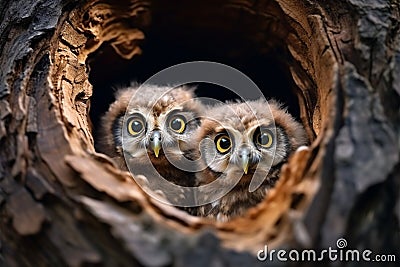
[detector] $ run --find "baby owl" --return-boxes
[98,83,203,188]
[195,100,308,221]
[99,84,307,219]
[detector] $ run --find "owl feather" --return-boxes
[195,99,308,221]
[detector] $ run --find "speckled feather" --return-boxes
[98,84,204,189]
[195,99,308,221]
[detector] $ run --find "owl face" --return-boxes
[121,103,200,163]
[100,84,203,169]
[200,121,282,180]
[195,99,308,220]
[196,100,308,185]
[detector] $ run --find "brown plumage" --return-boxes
[98,83,203,188]
[194,99,308,221]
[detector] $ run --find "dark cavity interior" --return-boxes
[87,4,301,148]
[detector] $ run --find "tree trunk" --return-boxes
[0,0,399,266]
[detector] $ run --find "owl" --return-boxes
[195,99,308,221]
[98,83,203,189]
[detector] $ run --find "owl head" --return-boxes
[99,84,203,169]
[195,99,308,187]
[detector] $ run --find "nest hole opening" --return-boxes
[89,36,307,149]
[81,1,322,224]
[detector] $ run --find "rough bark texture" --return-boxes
[0,0,399,266]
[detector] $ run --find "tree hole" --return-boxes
[78,0,324,224]
[45,0,339,231]
[88,13,308,151]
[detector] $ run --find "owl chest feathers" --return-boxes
[137,153,197,187]
[197,163,282,219]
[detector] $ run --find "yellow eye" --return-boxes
[215,134,232,154]
[169,116,186,134]
[256,130,273,148]
[127,117,145,136]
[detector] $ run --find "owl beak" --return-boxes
[150,131,162,158]
[238,147,250,174]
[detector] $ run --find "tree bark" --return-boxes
[0,0,399,266]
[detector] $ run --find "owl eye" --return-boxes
[255,129,274,148]
[215,134,232,154]
[127,116,145,136]
[169,115,186,134]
